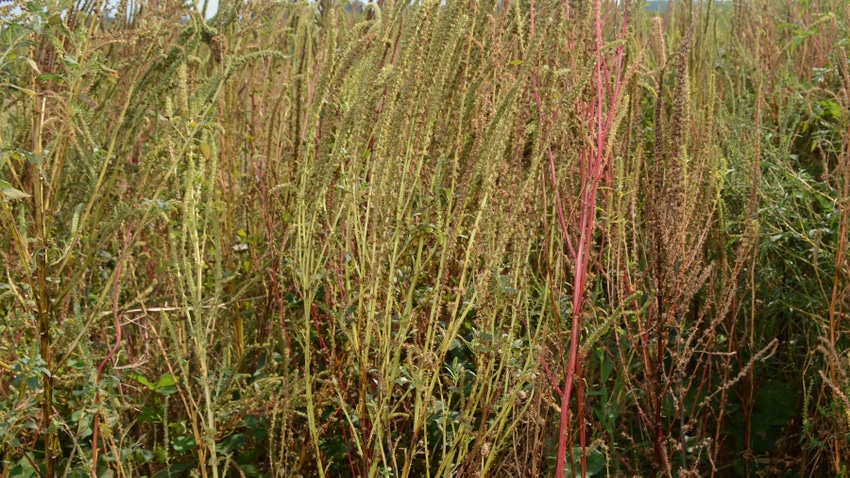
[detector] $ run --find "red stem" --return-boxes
[554,1,629,476]
[91,227,132,473]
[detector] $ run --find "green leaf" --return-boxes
[2,187,32,200]
[38,73,64,82]
[819,99,841,121]
[172,436,196,453]
[128,372,155,390]
[25,151,43,165]
[216,433,245,454]
[154,373,178,395]
[154,373,176,389]
[130,372,178,395]
[151,462,193,478]
[199,142,211,160]
[564,448,606,477]
[24,58,40,74]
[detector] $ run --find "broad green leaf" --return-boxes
[172,436,196,452]
[154,373,176,389]
[128,372,155,390]
[216,433,245,454]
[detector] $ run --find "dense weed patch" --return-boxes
[1,0,849,476]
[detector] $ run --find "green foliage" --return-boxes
[0,0,849,476]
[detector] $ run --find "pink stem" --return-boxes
[554,1,629,476]
[92,227,132,473]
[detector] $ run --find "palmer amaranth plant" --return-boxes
[0,0,849,476]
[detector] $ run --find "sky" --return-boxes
[198,0,219,18]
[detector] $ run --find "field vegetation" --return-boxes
[1,0,849,476]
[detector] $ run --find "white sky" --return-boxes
[198,0,219,18]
